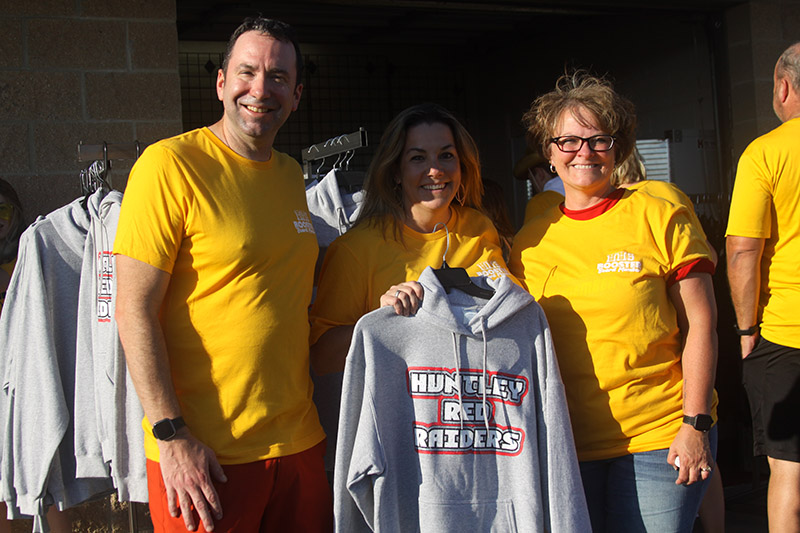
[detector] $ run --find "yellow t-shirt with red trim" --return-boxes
[524,190,563,224]
[310,206,514,344]
[726,117,800,349]
[114,127,324,464]
[510,189,716,461]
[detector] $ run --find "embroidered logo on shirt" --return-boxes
[597,251,642,274]
[407,367,528,455]
[96,251,113,323]
[474,260,509,280]
[293,210,315,234]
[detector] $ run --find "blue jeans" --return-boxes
[579,427,718,533]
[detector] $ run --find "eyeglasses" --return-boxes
[550,135,616,153]
[0,203,13,222]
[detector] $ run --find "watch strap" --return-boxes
[735,324,758,336]
[683,414,713,432]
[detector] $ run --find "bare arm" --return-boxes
[310,325,355,375]
[726,235,765,357]
[116,255,226,531]
[667,273,717,485]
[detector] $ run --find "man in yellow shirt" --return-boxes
[726,41,800,533]
[115,17,330,533]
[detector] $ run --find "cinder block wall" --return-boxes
[725,0,800,159]
[0,0,182,224]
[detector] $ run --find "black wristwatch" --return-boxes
[735,324,759,336]
[683,414,714,432]
[152,417,186,441]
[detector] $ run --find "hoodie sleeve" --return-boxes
[531,304,591,532]
[0,225,72,517]
[334,323,385,533]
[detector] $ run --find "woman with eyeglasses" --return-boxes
[0,179,24,311]
[509,71,718,533]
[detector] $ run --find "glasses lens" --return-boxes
[556,136,582,152]
[588,136,614,152]
[0,203,13,221]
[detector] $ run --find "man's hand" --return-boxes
[740,331,760,359]
[158,429,227,531]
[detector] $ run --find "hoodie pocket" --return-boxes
[418,499,518,533]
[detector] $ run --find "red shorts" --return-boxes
[147,440,332,532]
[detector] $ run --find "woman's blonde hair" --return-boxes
[522,70,637,168]
[356,103,483,240]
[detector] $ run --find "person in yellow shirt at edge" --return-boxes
[508,70,719,533]
[310,103,513,375]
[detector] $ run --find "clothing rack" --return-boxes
[78,140,145,532]
[302,128,368,180]
[77,141,146,163]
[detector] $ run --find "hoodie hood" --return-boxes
[306,168,364,247]
[416,266,534,336]
[40,193,97,258]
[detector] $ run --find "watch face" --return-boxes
[153,419,177,440]
[695,415,714,431]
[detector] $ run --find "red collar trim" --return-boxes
[560,188,625,220]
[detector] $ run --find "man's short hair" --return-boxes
[776,42,800,92]
[222,17,304,86]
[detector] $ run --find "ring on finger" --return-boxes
[394,290,401,298]
[700,466,712,473]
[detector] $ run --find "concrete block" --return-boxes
[728,42,755,85]
[724,4,752,46]
[730,80,758,126]
[8,173,82,220]
[0,19,24,68]
[0,0,74,17]
[751,40,786,81]
[749,1,783,41]
[782,5,800,40]
[129,21,179,69]
[33,121,134,173]
[732,119,760,160]
[28,18,127,70]
[134,120,183,145]
[81,0,175,20]
[0,123,30,173]
[85,72,182,120]
[0,71,82,121]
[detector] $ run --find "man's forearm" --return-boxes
[115,255,182,423]
[726,236,765,329]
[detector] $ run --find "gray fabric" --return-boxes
[334,267,589,532]
[74,190,147,502]
[0,192,114,528]
[305,169,364,248]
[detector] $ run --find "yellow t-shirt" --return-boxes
[114,127,324,464]
[627,180,709,241]
[1,258,15,311]
[726,117,800,348]
[524,190,563,224]
[510,190,715,461]
[310,206,514,344]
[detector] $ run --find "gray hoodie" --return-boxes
[334,267,589,532]
[0,192,114,528]
[305,168,364,248]
[74,190,147,502]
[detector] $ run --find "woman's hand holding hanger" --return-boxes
[380,281,423,316]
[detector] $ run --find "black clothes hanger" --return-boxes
[431,222,494,300]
